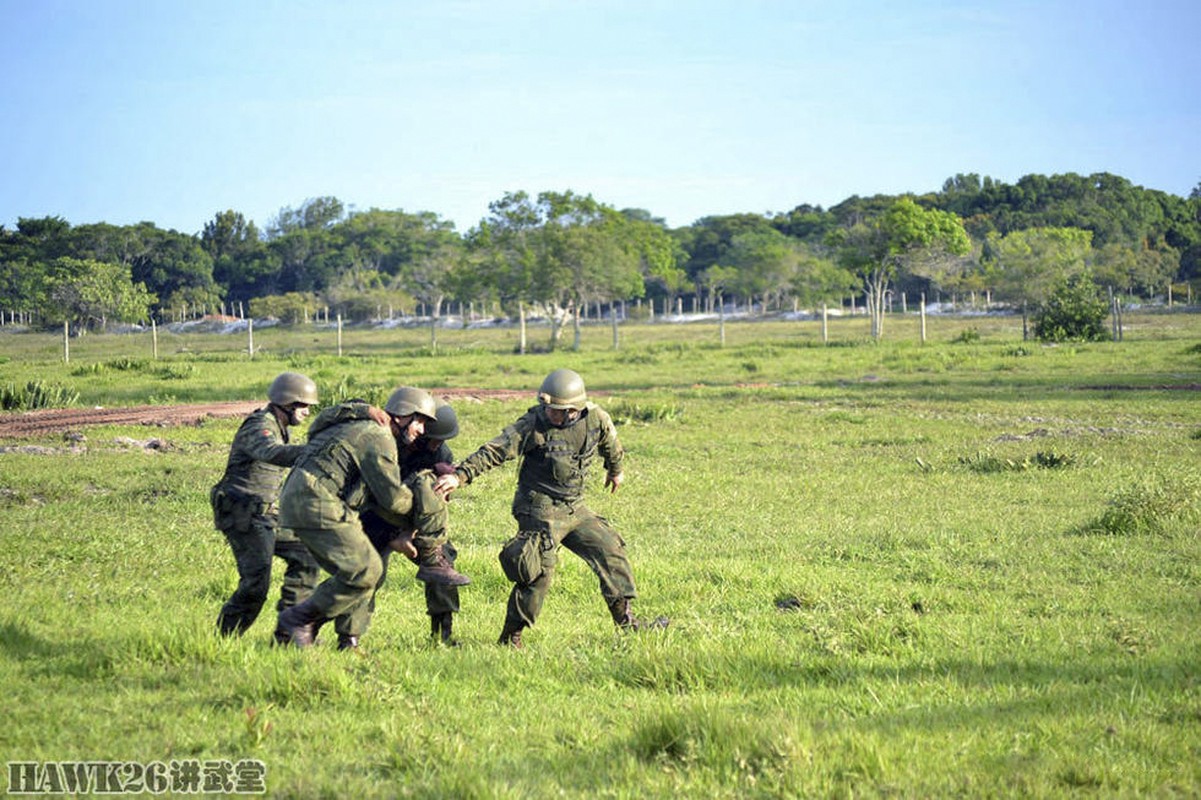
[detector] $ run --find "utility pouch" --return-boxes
[211,485,255,532]
[499,531,545,585]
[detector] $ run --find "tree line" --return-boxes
[2,172,1198,343]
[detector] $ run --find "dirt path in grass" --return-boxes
[0,389,534,438]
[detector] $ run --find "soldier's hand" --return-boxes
[388,530,418,560]
[367,405,391,427]
[605,472,623,494]
[433,473,461,498]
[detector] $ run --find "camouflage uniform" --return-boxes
[342,442,458,642]
[453,403,636,634]
[277,402,414,639]
[212,407,321,636]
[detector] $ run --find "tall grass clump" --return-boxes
[607,399,684,424]
[1,380,80,410]
[629,701,798,788]
[959,448,1078,473]
[1080,472,1201,535]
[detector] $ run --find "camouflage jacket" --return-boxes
[454,403,623,505]
[402,440,453,478]
[279,402,411,529]
[214,407,302,503]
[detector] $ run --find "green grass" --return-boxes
[1,311,1200,796]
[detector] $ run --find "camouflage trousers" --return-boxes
[504,493,636,630]
[216,512,320,636]
[291,521,383,638]
[334,471,459,638]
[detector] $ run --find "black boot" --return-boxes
[273,600,324,648]
[608,598,669,632]
[337,634,360,651]
[497,622,525,649]
[217,611,249,637]
[430,613,460,647]
[415,546,471,586]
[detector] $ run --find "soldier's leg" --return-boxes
[273,524,321,612]
[426,541,461,642]
[217,520,274,636]
[559,508,642,626]
[290,522,383,636]
[499,515,559,643]
[334,547,392,649]
[407,471,470,586]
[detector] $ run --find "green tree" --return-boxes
[202,210,268,307]
[790,246,857,310]
[1092,241,1179,297]
[983,227,1092,338]
[832,198,971,339]
[42,257,156,332]
[619,209,686,310]
[696,264,739,313]
[723,229,802,311]
[476,190,647,350]
[248,292,321,324]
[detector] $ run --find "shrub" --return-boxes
[1033,272,1110,343]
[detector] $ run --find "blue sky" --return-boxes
[2,0,1197,235]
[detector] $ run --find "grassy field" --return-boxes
[1,311,1199,797]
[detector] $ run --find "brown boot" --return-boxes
[415,546,471,586]
[273,600,324,648]
[497,622,524,648]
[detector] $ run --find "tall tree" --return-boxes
[202,210,268,307]
[832,198,970,339]
[983,226,1093,338]
[42,257,156,332]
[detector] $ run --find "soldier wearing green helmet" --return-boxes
[274,386,464,649]
[435,368,667,647]
[211,371,322,636]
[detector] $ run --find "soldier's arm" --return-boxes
[454,414,533,483]
[594,406,625,482]
[358,427,413,524]
[240,417,305,467]
[433,414,531,496]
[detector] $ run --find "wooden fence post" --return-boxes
[920,293,927,345]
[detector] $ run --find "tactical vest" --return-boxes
[517,408,603,502]
[217,408,290,502]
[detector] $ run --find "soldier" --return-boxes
[211,371,322,637]
[345,399,470,647]
[434,368,666,648]
[273,387,466,650]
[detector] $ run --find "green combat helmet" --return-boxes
[537,368,587,410]
[384,386,438,421]
[425,401,459,440]
[268,372,318,406]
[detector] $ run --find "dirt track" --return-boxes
[0,389,534,438]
